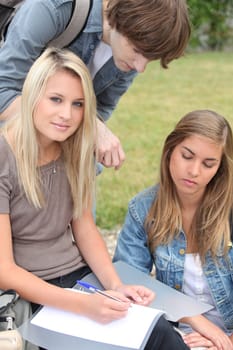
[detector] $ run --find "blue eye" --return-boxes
[73,100,84,108]
[50,96,61,103]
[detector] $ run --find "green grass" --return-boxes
[96,51,233,229]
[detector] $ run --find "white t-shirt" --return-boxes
[179,253,231,336]
[87,41,112,79]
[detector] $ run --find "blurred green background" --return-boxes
[96,1,233,229]
[96,51,233,229]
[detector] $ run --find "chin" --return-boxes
[114,59,129,72]
[119,66,131,72]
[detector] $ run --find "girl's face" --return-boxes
[33,69,84,146]
[169,134,223,201]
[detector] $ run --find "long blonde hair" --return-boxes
[146,110,233,261]
[2,47,97,219]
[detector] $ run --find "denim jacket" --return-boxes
[0,0,137,120]
[113,185,233,331]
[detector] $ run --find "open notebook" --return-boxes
[30,289,163,350]
[27,262,213,350]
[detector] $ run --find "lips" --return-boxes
[183,178,197,186]
[51,122,69,131]
[120,61,133,71]
[125,62,134,70]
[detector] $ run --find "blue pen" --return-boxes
[77,280,123,303]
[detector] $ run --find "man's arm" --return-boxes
[0,0,72,115]
[96,118,125,170]
[94,69,137,169]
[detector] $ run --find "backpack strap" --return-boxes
[49,0,92,48]
[0,1,25,44]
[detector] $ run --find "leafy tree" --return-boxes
[187,0,233,50]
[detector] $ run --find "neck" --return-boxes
[179,192,203,211]
[181,202,199,253]
[38,142,61,166]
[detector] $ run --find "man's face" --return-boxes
[108,29,150,73]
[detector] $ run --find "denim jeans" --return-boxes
[145,316,190,350]
[31,265,91,314]
[34,265,92,350]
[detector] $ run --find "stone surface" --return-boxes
[100,225,156,276]
[99,226,121,258]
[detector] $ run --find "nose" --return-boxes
[133,55,149,73]
[58,103,72,120]
[188,161,201,177]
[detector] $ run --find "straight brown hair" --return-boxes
[106,0,191,68]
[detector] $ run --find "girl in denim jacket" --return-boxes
[114,110,233,350]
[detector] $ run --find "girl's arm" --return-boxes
[180,314,233,350]
[0,213,130,323]
[72,209,121,290]
[72,208,155,305]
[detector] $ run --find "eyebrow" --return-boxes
[182,146,219,161]
[49,92,85,100]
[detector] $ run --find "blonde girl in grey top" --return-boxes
[0,47,156,323]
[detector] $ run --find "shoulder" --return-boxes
[128,185,158,223]
[130,185,158,209]
[21,0,72,10]
[14,0,73,32]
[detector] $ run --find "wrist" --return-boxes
[179,315,199,327]
[107,278,124,291]
[111,282,125,292]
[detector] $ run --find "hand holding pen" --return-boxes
[77,281,155,306]
[76,280,132,324]
[77,281,129,303]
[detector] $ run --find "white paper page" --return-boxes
[31,303,163,349]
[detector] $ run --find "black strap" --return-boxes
[0,289,19,314]
[0,4,15,41]
[0,1,25,43]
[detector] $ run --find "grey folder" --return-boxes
[83,261,212,322]
[19,261,212,350]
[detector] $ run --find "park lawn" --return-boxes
[96,51,233,229]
